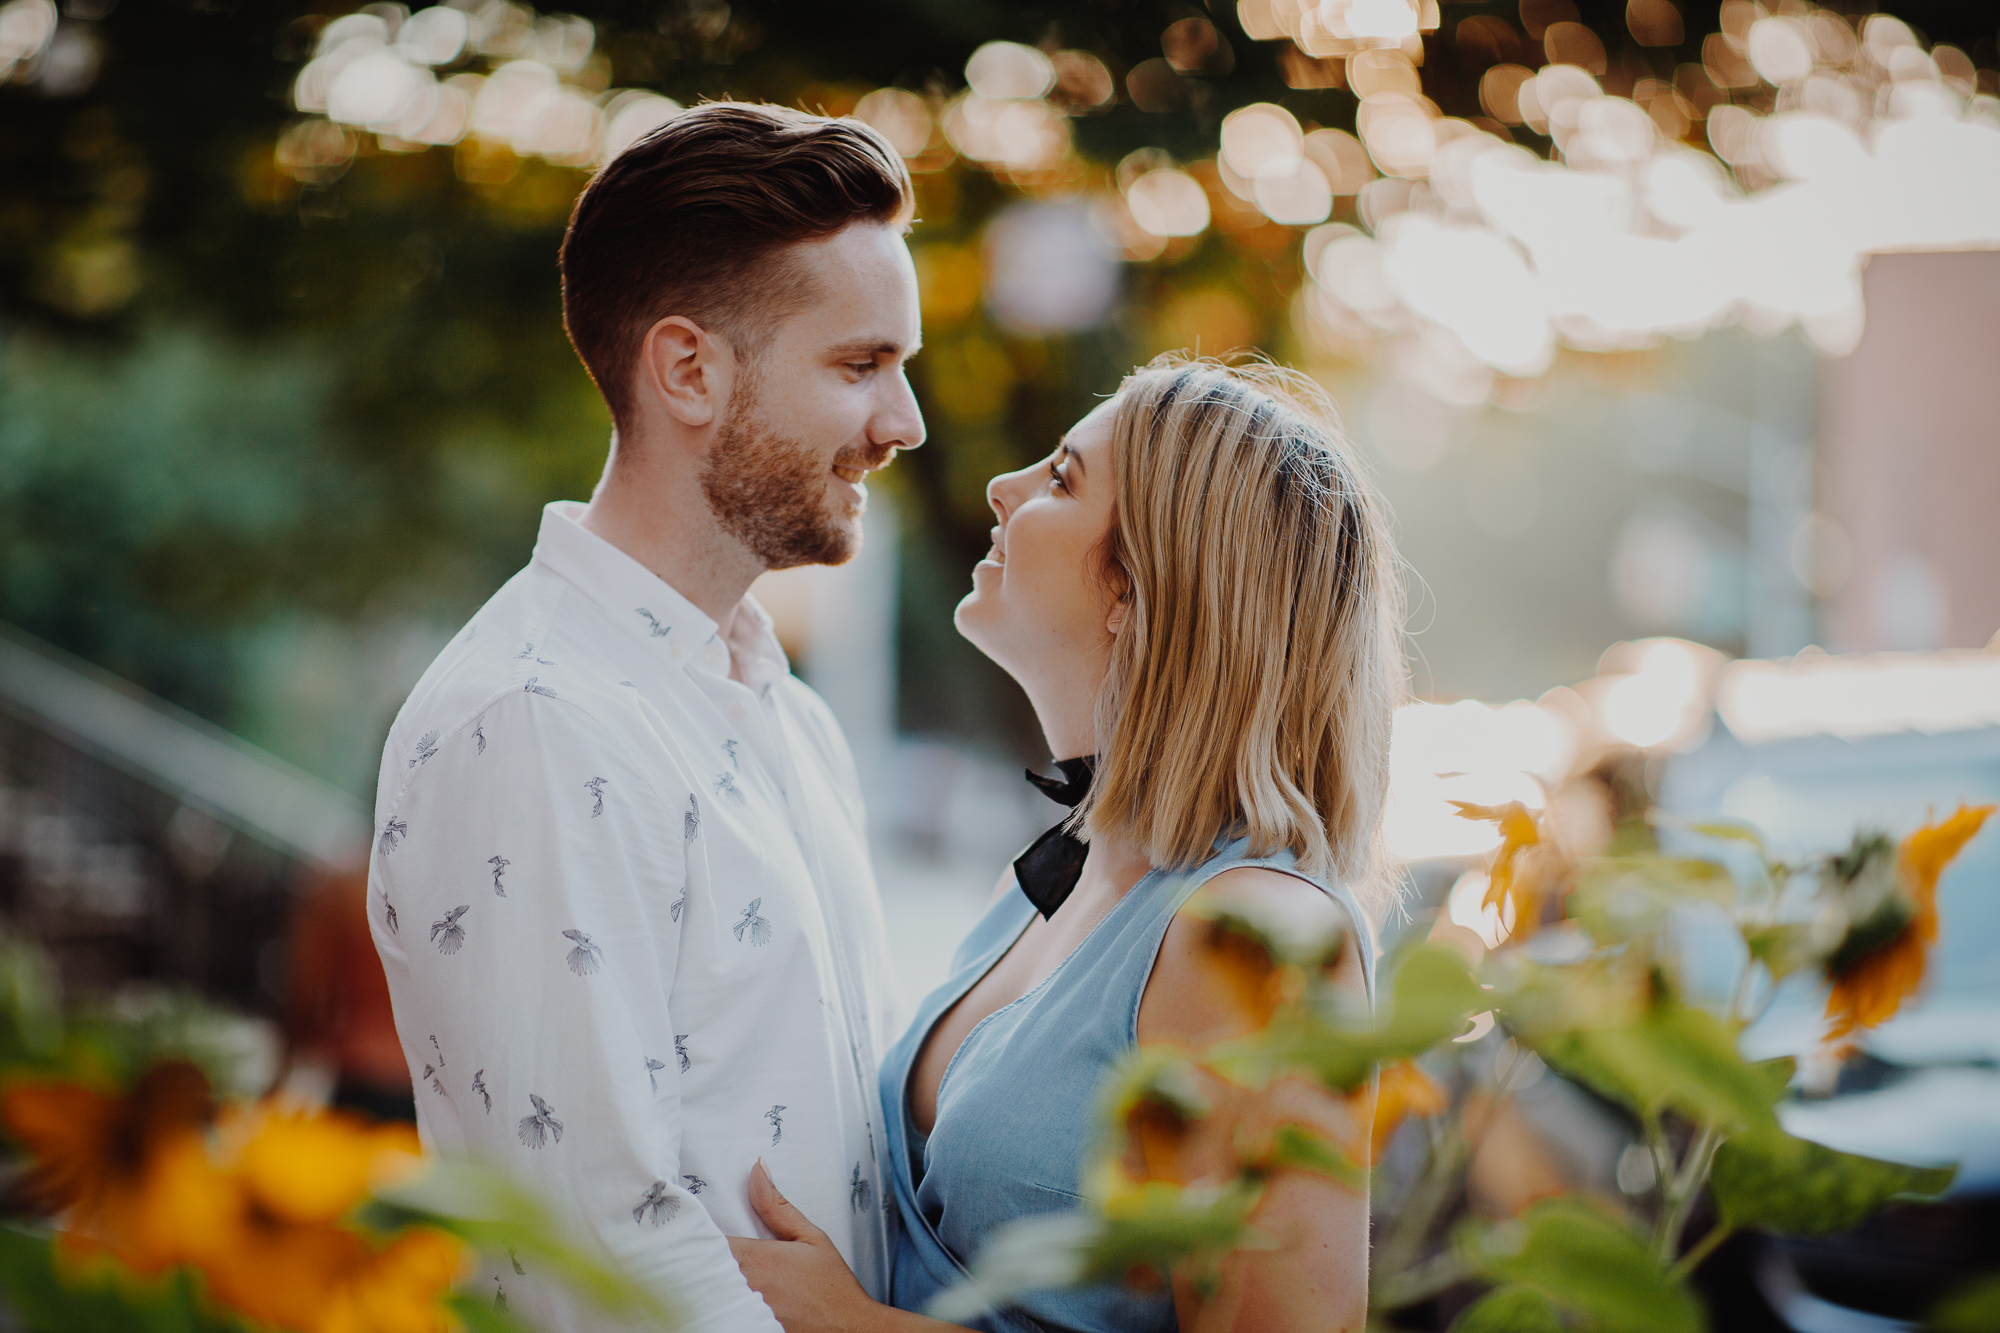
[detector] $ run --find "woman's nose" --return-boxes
[986,463,1034,524]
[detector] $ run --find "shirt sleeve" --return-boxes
[370,687,782,1333]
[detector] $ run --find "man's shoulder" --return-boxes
[386,568,647,772]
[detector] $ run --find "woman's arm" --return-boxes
[1138,867,1374,1333]
[731,1161,966,1333]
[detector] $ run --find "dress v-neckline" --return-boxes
[899,867,1163,1180]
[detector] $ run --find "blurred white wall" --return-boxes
[1819,251,2000,652]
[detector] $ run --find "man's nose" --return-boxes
[874,369,926,453]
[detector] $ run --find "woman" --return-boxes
[729,356,1404,1332]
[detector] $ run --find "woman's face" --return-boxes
[954,397,1122,688]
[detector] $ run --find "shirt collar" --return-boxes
[530,501,790,686]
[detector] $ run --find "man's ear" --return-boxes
[637,316,726,428]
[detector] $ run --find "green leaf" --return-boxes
[445,1290,546,1333]
[928,1181,1267,1324]
[1930,1273,2000,1333]
[1086,1180,1267,1286]
[1214,945,1481,1091]
[1569,860,1734,944]
[0,1225,244,1333]
[1534,1000,1778,1134]
[1459,1198,1705,1333]
[1261,1124,1364,1189]
[369,1160,675,1325]
[1678,821,1768,857]
[1710,1129,1957,1236]
[1742,923,1821,981]
[1450,1283,1567,1333]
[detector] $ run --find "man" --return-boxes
[368,103,924,1330]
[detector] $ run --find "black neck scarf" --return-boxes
[1013,756,1096,920]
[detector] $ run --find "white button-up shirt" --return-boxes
[370,501,897,1331]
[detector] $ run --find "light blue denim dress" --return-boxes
[879,837,1377,1332]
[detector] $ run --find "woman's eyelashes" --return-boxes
[1047,455,1067,491]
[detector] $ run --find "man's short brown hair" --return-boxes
[560,102,913,428]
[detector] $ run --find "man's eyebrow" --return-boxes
[828,338,921,360]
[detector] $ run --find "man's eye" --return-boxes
[848,362,876,375]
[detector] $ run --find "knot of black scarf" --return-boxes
[1013,757,1095,920]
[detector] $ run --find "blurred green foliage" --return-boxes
[3,0,1995,777]
[935,801,1986,1330]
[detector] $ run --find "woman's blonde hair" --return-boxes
[1077,354,1405,915]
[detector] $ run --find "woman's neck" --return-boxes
[1069,826,1153,913]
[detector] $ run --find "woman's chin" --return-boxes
[951,591,999,657]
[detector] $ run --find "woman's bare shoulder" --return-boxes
[1142,866,1362,1048]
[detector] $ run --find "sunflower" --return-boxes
[1824,804,1994,1050]
[1368,1061,1447,1162]
[180,1103,460,1333]
[1450,800,1556,941]
[0,1060,215,1273]
[4,1067,461,1333]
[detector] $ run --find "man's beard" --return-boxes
[698,381,884,571]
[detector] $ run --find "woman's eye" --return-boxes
[1047,459,1067,490]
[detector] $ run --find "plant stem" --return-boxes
[1370,1111,1472,1293]
[1372,1042,1535,1299]
[1374,1248,1474,1311]
[1644,1116,1675,1218]
[1654,1124,1722,1265]
[1669,1223,1734,1281]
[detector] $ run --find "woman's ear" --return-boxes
[1105,598,1129,637]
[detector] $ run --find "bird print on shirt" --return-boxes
[509,1248,525,1275]
[408,730,440,768]
[764,1105,786,1145]
[523,677,556,697]
[645,1057,665,1093]
[487,855,509,896]
[670,891,685,923]
[674,1034,690,1072]
[683,1174,707,1194]
[378,818,408,856]
[712,771,744,805]
[584,776,608,817]
[633,1180,680,1226]
[473,717,487,755]
[431,906,469,955]
[423,1062,446,1096]
[634,608,672,638]
[734,899,772,947]
[722,739,741,771]
[851,1163,873,1215]
[518,1093,563,1148]
[494,1277,507,1310]
[381,892,399,934]
[562,929,603,975]
[472,1069,491,1112]
[683,794,700,842]
[515,642,536,660]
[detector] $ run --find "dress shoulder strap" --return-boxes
[1156,837,1377,1004]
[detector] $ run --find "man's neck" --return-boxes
[578,440,766,627]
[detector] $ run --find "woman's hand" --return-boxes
[729,1160,918,1333]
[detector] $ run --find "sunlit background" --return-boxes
[2,0,1996,1023]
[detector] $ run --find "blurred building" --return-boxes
[0,622,368,1014]
[1818,250,2000,653]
